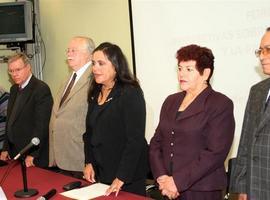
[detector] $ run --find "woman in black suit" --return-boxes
[83,42,148,196]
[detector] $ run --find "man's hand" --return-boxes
[25,155,35,167]
[238,193,247,200]
[0,151,10,161]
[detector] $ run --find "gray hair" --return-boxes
[8,52,31,66]
[73,36,95,53]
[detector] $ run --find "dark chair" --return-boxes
[0,91,9,151]
[0,131,5,151]
[145,171,165,200]
[224,157,236,200]
[0,117,6,151]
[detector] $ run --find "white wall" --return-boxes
[0,0,132,96]
[40,0,132,95]
[131,0,270,157]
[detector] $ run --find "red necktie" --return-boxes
[59,73,77,107]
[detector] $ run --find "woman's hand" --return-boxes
[83,163,96,183]
[161,189,179,200]
[105,178,124,196]
[157,175,180,199]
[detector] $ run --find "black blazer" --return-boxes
[84,84,148,186]
[3,76,53,167]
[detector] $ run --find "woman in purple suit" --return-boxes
[149,44,235,200]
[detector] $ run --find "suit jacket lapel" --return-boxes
[9,76,36,125]
[53,76,70,110]
[257,80,270,132]
[88,84,121,121]
[58,67,91,109]
[68,68,91,100]
[6,86,18,125]
[176,86,212,121]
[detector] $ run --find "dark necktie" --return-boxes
[264,95,270,112]
[59,73,77,107]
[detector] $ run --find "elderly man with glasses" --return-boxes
[230,27,270,200]
[0,52,53,168]
[48,36,95,179]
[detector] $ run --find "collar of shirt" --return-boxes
[20,74,32,89]
[73,61,91,85]
[266,89,270,101]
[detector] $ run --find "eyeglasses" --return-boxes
[66,48,87,54]
[255,46,270,57]
[8,66,26,74]
[66,48,79,54]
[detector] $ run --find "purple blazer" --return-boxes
[149,86,235,192]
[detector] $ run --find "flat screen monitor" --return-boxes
[0,1,33,44]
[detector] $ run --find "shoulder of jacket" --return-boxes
[251,77,270,90]
[206,89,233,107]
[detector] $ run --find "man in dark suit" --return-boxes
[230,27,270,200]
[0,53,53,168]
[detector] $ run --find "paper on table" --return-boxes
[0,186,7,200]
[60,183,110,200]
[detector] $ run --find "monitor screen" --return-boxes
[0,5,25,34]
[0,1,33,44]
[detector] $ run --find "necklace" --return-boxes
[98,87,113,105]
[101,87,113,92]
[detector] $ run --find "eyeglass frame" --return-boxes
[255,45,270,57]
[65,48,88,54]
[8,65,27,75]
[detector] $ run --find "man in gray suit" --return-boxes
[49,36,95,177]
[230,27,270,200]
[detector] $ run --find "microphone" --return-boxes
[14,137,40,160]
[36,189,57,200]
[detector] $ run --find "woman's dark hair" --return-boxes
[88,42,139,101]
[176,44,214,84]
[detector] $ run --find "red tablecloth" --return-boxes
[0,162,151,200]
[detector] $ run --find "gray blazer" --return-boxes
[230,78,270,199]
[49,66,91,171]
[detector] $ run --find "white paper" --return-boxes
[60,183,110,200]
[0,187,7,200]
